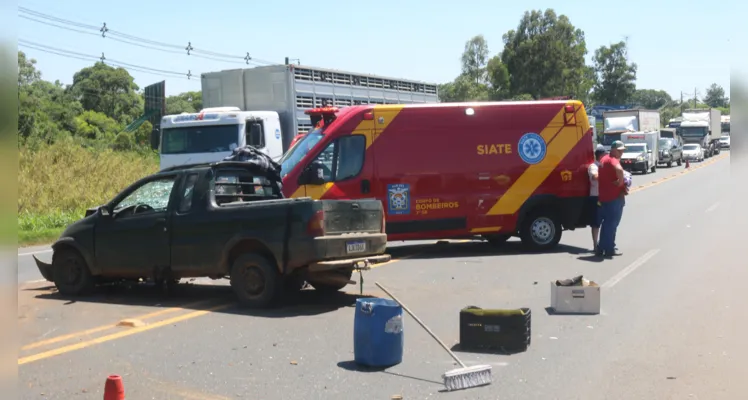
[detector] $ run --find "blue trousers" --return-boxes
[599,197,624,253]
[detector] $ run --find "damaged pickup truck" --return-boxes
[34,154,389,308]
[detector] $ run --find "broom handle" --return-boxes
[375,282,466,368]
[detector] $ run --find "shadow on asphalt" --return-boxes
[27,283,380,318]
[336,360,443,385]
[386,240,589,261]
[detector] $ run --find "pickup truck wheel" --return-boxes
[519,210,562,252]
[667,160,672,168]
[677,158,682,166]
[651,164,656,173]
[309,269,353,293]
[52,249,95,296]
[230,254,280,308]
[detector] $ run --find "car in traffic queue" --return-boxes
[279,100,596,251]
[658,137,683,168]
[719,136,730,149]
[620,143,653,174]
[682,143,705,162]
[33,160,389,308]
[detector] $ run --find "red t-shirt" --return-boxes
[598,154,624,202]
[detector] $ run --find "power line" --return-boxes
[19,39,199,81]
[18,6,276,66]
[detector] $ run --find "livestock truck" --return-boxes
[154,64,438,171]
[680,108,722,158]
[600,109,661,152]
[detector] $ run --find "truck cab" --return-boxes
[621,131,659,174]
[157,107,283,170]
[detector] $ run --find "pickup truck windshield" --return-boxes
[162,124,240,154]
[279,129,325,177]
[624,145,646,154]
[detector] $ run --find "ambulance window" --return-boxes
[311,135,366,182]
[246,121,266,149]
[335,135,366,181]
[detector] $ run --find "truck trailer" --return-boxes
[600,109,661,152]
[155,64,439,170]
[680,108,722,158]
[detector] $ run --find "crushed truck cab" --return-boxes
[278,100,595,251]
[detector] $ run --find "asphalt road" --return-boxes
[18,152,743,400]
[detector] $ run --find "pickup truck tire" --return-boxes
[677,158,682,166]
[309,269,353,293]
[519,209,562,252]
[52,249,95,296]
[230,254,280,308]
[650,164,656,173]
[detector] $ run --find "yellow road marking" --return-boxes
[21,298,217,351]
[19,303,232,365]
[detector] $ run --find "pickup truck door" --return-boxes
[94,175,177,277]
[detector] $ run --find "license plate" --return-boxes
[346,240,366,254]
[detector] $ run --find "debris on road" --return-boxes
[551,275,601,315]
[116,319,145,328]
[459,306,531,353]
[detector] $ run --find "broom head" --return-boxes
[442,364,492,391]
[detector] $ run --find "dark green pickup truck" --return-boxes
[34,161,389,308]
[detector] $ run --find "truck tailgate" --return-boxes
[321,200,382,234]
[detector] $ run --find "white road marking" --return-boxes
[18,249,52,257]
[602,249,661,289]
[705,202,721,213]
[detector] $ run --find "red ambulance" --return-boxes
[279,100,594,251]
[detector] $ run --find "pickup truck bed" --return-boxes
[34,160,389,308]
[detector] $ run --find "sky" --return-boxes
[15,0,736,102]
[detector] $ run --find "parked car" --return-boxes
[33,159,390,308]
[682,144,705,162]
[719,136,730,149]
[657,138,683,168]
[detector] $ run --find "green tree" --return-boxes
[438,74,489,102]
[165,91,202,114]
[486,55,510,99]
[500,9,590,100]
[68,62,143,123]
[591,41,637,104]
[461,35,489,84]
[631,89,672,109]
[703,83,729,108]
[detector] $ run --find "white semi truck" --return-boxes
[600,109,661,152]
[680,108,722,158]
[154,64,438,170]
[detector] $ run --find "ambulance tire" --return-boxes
[519,209,562,252]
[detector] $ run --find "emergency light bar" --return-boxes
[305,107,339,129]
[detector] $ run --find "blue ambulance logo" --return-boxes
[275,128,281,139]
[518,132,547,165]
[387,184,410,215]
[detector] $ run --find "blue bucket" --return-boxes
[353,297,404,367]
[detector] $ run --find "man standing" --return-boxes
[597,140,628,258]
[587,145,606,253]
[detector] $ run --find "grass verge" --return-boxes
[18,141,158,247]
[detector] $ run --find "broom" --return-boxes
[374,282,492,391]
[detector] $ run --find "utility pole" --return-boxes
[693,87,698,108]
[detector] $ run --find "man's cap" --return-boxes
[612,140,626,150]
[595,144,606,154]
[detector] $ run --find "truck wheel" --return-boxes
[677,158,682,166]
[52,249,95,296]
[651,164,656,173]
[519,209,562,252]
[667,160,672,168]
[230,254,281,308]
[484,234,511,247]
[309,269,353,293]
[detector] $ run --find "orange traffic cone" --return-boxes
[104,375,125,400]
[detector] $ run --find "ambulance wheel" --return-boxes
[484,234,510,247]
[519,209,562,252]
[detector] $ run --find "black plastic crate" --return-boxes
[459,306,531,352]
